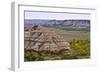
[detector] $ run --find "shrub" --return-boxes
[69,39,90,58]
[24,49,44,61]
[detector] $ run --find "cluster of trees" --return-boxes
[69,39,90,58]
[24,39,90,61]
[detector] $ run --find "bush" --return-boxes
[69,39,90,58]
[24,49,44,61]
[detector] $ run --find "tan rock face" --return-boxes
[24,25,69,52]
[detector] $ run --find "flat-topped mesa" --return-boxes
[24,25,70,52]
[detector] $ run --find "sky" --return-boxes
[24,11,90,20]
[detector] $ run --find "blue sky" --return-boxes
[24,11,90,20]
